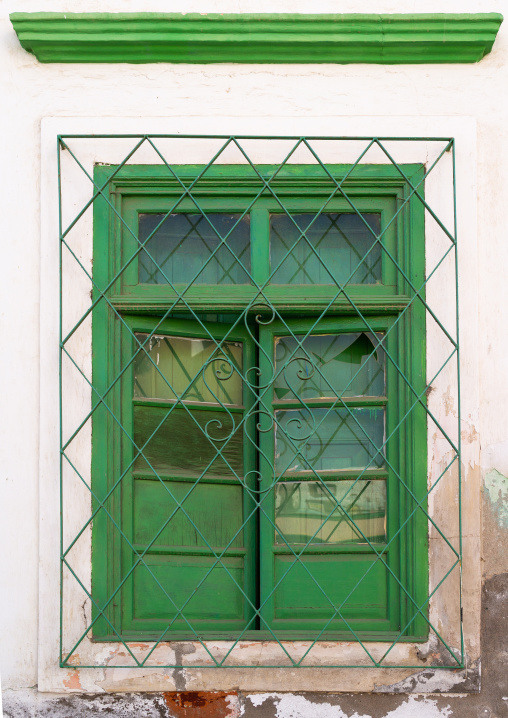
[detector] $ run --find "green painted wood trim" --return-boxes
[90,161,428,641]
[10,12,503,64]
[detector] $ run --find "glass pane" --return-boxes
[274,332,385,400]
[133,405,243,479]
[134,333,243,406]
[275,408,385,473]
[275,480,386,544]
[270,213,381,285]
[138,213,251,284]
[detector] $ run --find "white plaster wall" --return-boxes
[0,0,507,694]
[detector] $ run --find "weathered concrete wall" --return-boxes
[3,573,508,716]
[1,0,508,713]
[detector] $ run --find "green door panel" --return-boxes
[257,316,406,635]
[133,479,246,549]
[116,315,257,637]
[272,554,388,622]
[131,555,246,625]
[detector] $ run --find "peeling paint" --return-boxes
[3,572,507,718]
[62,670,82,691]
[163,691,240,717]
[441,387,455,417]
[482,486,508,578]
[171,643,196,691]
[373,660,480,694]
[247,694,453,718]
[382,696,452,718]
[461,423,479,445]
[226,694,243,718]
[484,470,508,528]
[3,690,171,717]
[248,693,362,717]
[413,634,463,670]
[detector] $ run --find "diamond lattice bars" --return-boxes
[58,135,462,668]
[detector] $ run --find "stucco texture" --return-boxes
[1,0,508,713]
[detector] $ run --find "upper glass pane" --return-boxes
[270,213,381,285]
[133,405,243,479]
[134,333,243,406]
[274,332,385,400]
[138,213,251,285]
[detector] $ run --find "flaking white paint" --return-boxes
[484,470,508,527]
[382,696,452,718]
[248,694,452,718]
[249,693,362,717]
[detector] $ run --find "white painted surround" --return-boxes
[37,115,477,693]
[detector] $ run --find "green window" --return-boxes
[92,164,427,643]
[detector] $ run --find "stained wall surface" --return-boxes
[1,0,507,715]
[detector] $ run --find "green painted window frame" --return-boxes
[91,163,428,642]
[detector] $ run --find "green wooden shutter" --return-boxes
[257,316,401,637]
[88,160,430,653]
[119,316,257,637]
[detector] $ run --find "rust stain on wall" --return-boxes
[163,691,238,717]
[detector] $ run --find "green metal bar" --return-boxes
[379,559,462,665]
[60,453,224,666]
[58,136,64,666]
[60,136,238,345]
[296,453,461,667]
[60,136,147,240]
[301,138,459,349]
[375,139,456,244]
[58,133,462,669]
[60,668,466,671]
[59,134,456,141]
[61,270,454,664]
[452,139,465,666]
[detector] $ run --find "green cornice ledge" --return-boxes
[9,12,503,65]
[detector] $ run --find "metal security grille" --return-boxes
[58,135,462,669]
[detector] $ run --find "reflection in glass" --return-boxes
[275,480,386,544]
[138,213,251,285]
[134,333,243,406]
[275,408,385,473]
[270,213,381,285]
[274,332,385,400]
[133,406,243,479]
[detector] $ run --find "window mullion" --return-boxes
[250,207,270,286]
